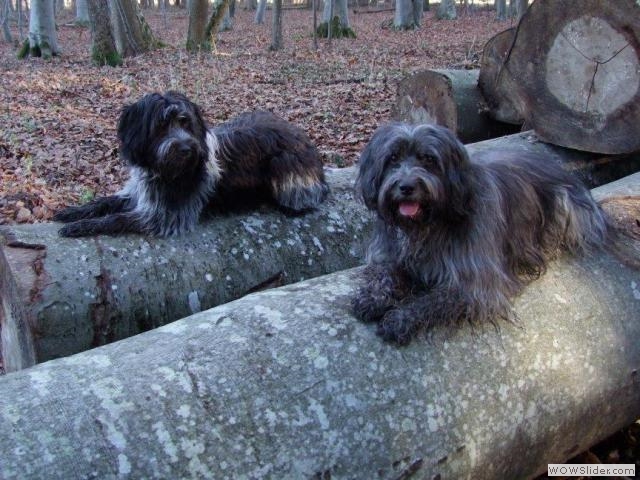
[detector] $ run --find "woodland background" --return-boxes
[0,0,638,476]
[0,0,511,225]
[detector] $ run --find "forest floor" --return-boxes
[1,5,638,477]
[0,5,510,224]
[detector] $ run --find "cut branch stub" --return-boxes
[498,0,640,153]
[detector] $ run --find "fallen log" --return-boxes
[393,68,520,143]
[2,132,639,370]
[0,168,372,370]
[0,172,638,479]
[483,0,640,153]
[477,28,524,125]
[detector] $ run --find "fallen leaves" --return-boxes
[0,6,511,225]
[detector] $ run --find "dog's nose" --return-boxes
[399,183,415,196]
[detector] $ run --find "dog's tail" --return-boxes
[271,165,330,213]
[556,183,609,253]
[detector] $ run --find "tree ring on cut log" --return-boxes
[546,16,639,118]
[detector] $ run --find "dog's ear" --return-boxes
[117,99,147,166]
[117,94,164,167]
[356,124,398,210]
[437,127,473,218]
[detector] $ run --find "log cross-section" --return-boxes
[480,0,640,153]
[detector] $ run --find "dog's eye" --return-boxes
[387,153,399,165]
[419,154,437,166]
[177,116,190,128]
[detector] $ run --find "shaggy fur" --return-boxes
[352,122,608,345]
[54,91,329,237]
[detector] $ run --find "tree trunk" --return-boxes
[436,0,456,20]
[3,138,640,371]
[86,0,121,66]
[488,0,640,154]
[0,171,638,478]
[1,0,12,42]
[317,0,354,38]
[393,0,416,30]
[205,0,231,42]
[75,0,89,23]
[186,0,209,51]
[269,0,282,50]
[20,0,59,59]
[477,28,523,125]
[495,0,506,20]
[393,69,520,143]
[0,168,372,368]
[254,0,266,24]
[108,0,158,57]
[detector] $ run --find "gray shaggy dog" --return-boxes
[352,122,608,345]
[54,91,329,237]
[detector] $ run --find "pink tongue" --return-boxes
[399,202,420,217]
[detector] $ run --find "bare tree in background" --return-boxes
[1,0,12,42]
[394,0,422,29]
[495,0,506,20]
[187,0,209,51]
[86,0,121,65]
[76,0,89,24]
[108,0,158,57]
[18,0,60,59]
[187,0,232,52]
[269,0,282,50]
[255,0,267,24]
[436,0,456,19]
[317,0,354,38]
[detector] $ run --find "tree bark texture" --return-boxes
[75,0,89,24]
[269,0,282,50]
[186,0,209,51]
[0,172,638,479]
[393,69,520,143]
[2,135,640,372]
[0,136,640,371]
[318,0,354,38]
[0,168,371,368]
[436,0,456,20]
[393,0,420,30]
[254,0,267,24]
[86,0,122,66]
[26,0,59,58]
[478,28,523,125]
[108,0,158,58]
[484,0,640,153]
[206,0,232,40]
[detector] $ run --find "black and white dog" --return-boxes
[352,122,608,345]
[54,91,329,237]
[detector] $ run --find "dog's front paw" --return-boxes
[376,309,421,346]
[351,289,390,323]
[52,207,80,223]
[58,223,86,238]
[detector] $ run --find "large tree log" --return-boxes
[0,168,370,370]
[2,133,639,371]
[393,69,520,143]
[0,173,638,479]
[482,0,640,153]
[478,28,523,125]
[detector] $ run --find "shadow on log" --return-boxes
[2,133,640,370]
[0,173,638,479]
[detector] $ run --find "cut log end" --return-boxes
[546,16,639,117]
